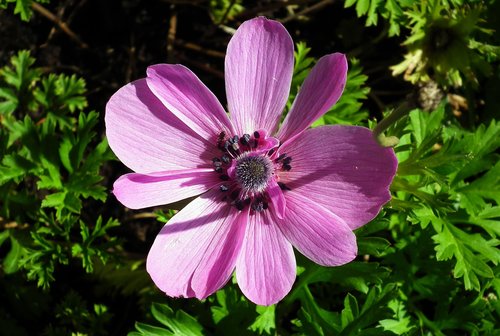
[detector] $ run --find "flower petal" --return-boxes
[279,125,397,230]
[225,17,294,135]
[277,53,348,143]
[147,189,244,299]
[267,178,286,219]
[277,191,357,266]
[191,208,248,299]
[113,168,220,209]
[236,211,296,306]
[146,64,235,140]
[105,79,217,173]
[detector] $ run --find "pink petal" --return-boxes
[267,178,286,219]
[279,126,397,230]
[113,168,220,209]
[277,53,348,144]
[146,189,245,299]
[236,211,296,306]
[277,191,357,266]
[225,17,294,135]
[191,208,248,298]
[146,64,235,140]
[105,79,217,173]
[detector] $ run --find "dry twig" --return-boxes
[31,2,88,48]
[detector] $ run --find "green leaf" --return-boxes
[130,323,174,336]
[54,74,87,113]
[432,217,497,290]
[341,293,359,329]
[355,0,370,17]
[3,236,24,274]
[249,305,275,335]
[340,284,397,335]
[13,0,33,21]
[0,50,40,92]
[366,0,381,26]
[0,153,36,185]
[289,261,390,298]
[0,231,9,247]
[151,303,204,336]
[451,121,500,185]
[378,299,414,335]
[0,87,18,114]
[41,191,66,209]
[357,237,390,257]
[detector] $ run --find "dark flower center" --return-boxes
[235,154,273,193]
[211,130,293,212]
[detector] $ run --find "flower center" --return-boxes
[235,153,273,193]
[210,130,293,212]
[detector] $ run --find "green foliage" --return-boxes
[129,303,204,336]
[1,3,500,336]
[44,291,112,336]
[209,0,244,23]
[344,0,411,36]
[344,0,500,87]
[391,2,499,87]
[0,51,117,288]
[393,105,500,291]
[0,0,50,21]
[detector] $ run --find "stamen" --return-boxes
[212,131,284,214]
[217,131,226,149]
[230,190,239,200]
[235,199,245,211]
[275,154,287,162]
[240,134,251,146]
[251,197,268,212]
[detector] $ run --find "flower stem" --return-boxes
[373,100,414,147]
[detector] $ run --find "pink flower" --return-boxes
[105,17,397,306]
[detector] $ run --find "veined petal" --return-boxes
[236,211,296,306]
[225,17,294,135]
[267,178,286,219]
[191,208,248,299]
[147,189,244,299]
[279,126,397,230]
[277,191,357,266]
[113,169,220,209]
[105,79,217,173]
[277,53,347,144]
[146,64,235,140]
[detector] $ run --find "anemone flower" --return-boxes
[105,17,397,306]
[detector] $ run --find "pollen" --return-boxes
[235,153,273,193]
